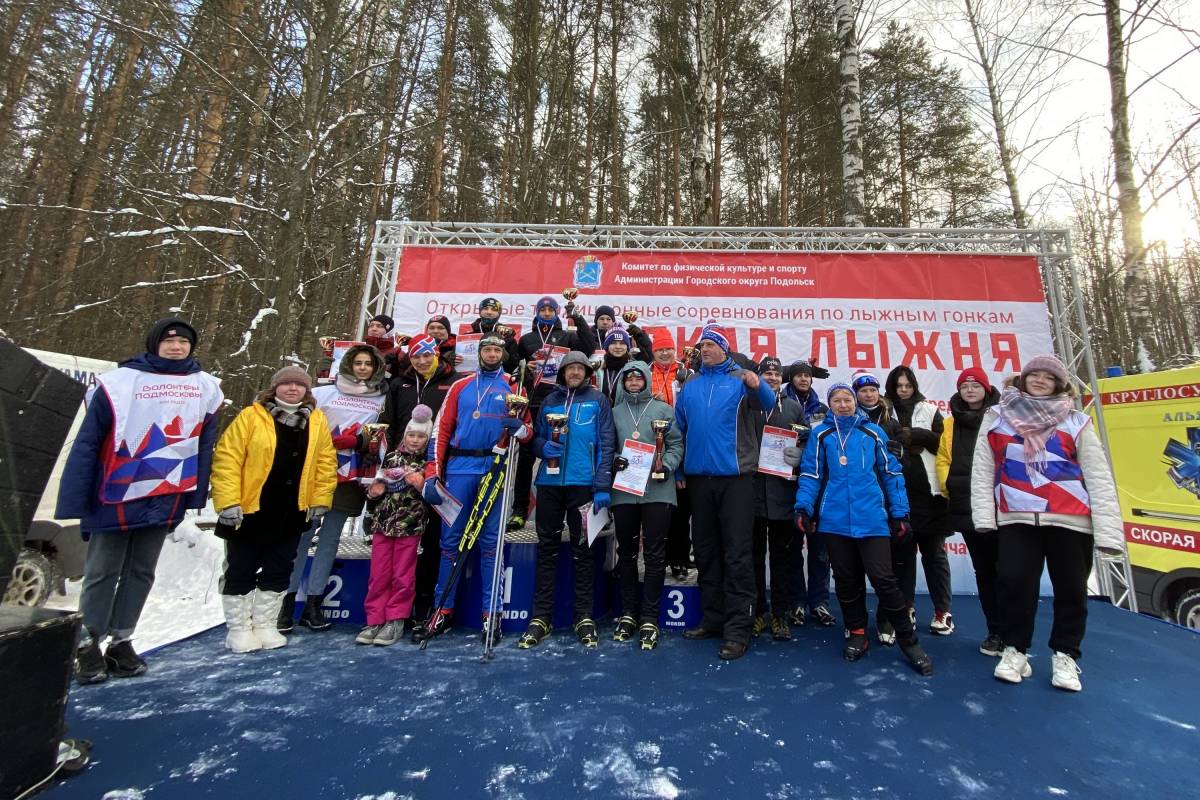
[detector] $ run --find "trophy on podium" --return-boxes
[562,287,579,329]
[650,419,671,480]
[497,393,529,451]
[318,336,336,357]
[622,310,638,325]
[545,413,569,474]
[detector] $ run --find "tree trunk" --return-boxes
[1104,0,1152,366]
[963,0,1025,228]
[691,0,716,225]
[427,0,460,221]
[835,0,864,226]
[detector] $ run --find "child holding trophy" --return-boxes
[610,362,684,650]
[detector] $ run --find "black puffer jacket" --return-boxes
[942,387,1001,526]
[517,315,597,407]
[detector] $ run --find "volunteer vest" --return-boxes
[312,384,386,483]
[986,411,1092,515]
[96,367,224,503]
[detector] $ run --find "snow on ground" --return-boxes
[47,515,226,652]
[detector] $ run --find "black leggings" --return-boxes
[823,533,917,645]
[222,534,302,595]
[613,503,672,623]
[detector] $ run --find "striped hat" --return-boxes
[698,322,730,353]
[826,382,854,405]
[408,333,438,357]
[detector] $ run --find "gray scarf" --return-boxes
[265,399,312,429]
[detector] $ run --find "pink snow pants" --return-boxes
[363,534,421,625]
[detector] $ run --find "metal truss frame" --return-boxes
[363,221,1136,611]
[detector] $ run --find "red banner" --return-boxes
[390,246,1053,406]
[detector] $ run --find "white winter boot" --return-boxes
[252,590,288,650]
[222,594,262,653]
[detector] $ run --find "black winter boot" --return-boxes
[277,592,297,633]
[75,635,108,686]
[843,628,869,661]
[299,595,331,631]
[900,641,934,676]
[104,640,148,677]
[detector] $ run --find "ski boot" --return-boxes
[613,615,637,642]
[843,628,869,661]
[752,615,767,638]
[481,613,503,645]
[517,618,551,649]
[900,641,934,676]
[574,618,599,648]
[770,614,792,642]
[639,623,660,651]
[876,615,896,646]
[506,514,526,533]
[412,609,452,643]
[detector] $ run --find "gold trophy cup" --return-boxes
[545,413,569,474]
[495,324,513,338]
[318,336,336,356]
[497,393,529,451]
[562,287,579,329]
[622,310,639,325]
[650,419,671,480]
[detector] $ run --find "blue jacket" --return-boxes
[533,385,615,493]
[55,353,221,535]
[784,385,829,426]
[794,411,909,538]
[675,356,776,476]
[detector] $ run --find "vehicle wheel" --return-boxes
[1174,588,1200,630]
[4,549,56,607]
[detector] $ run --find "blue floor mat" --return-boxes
[42,598,1200,799]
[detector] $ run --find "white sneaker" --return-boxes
[1050,651,1082,692]
[930,610,955,635]
[994,646,1032,683]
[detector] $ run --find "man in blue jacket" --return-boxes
[517,351,615,649]
[56,318,224,684]
[675,323,776,660]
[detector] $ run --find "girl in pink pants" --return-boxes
[357,405,434,646]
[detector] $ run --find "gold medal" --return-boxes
[839,455,848,466]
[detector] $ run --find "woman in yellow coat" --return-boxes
[210,366,337,653]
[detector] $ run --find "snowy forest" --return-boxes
[0,0,1197,404]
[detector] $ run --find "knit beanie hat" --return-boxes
[145,317,198,353]
[698,322,730,353]
[426,315,451,335]
[594,305,616,325]
[404,404,434,439]
[851,370,880,391]
[650,329,675,352]
[956,367,992,393]
[826,382,854,406]
[478,297,502,313]
[757,357,783,376]
[408,333,438,357]
[1020,354,1069,386]
[369,314,395,332]
[535,296,560,314]
[271,365,312,389]
[604,328,632,350]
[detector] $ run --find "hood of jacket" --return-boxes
[613,361,652,406]
[337,344,387,389]
[555,350,595,385]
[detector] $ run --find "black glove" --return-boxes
[889,517,913,544]
[895,427,912,446]
[811,365,830,380]
[613,455,629,472]
[795,511,812,534]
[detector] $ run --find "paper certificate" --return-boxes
[583,502,612,546]
[455,333,482,374]
[430,478,464,527]
[758,425,799,479]
[536,345,571,385]
[612,438,657,497]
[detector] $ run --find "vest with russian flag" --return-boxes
[985,410,1092,516]
[96,368,224,504]
[312,384,385,483]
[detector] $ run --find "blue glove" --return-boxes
[592,491,611,511]
[501,415,524,431]
[422,480,443,506]
[542,440,564,459]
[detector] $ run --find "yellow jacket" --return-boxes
[935,415,955,495]
[210,403,337,514]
